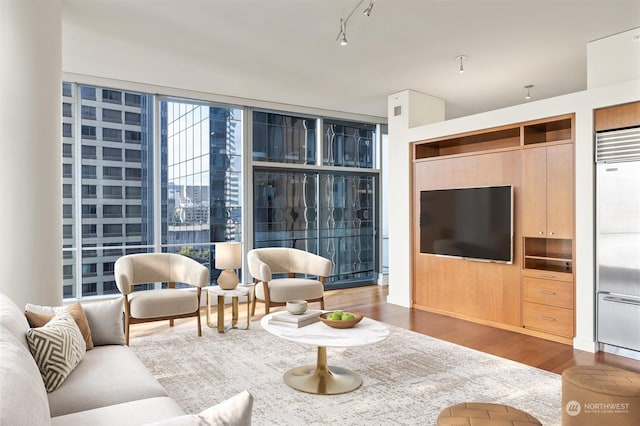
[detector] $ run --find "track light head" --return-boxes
[363,1,374,16]
[337,18,348,46]
[340,31,348,46]
[336,0,374,45]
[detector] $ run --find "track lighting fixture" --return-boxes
[363,0,374,16]
[524,84,534,100]
[456,55,467,74]
[337,19,348,45]
[336,0,374,46]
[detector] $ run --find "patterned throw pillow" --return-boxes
[26,310,86,392]
[25,301,94,350]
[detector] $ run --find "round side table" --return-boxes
[206,285,252,333]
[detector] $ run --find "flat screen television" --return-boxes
[419,185,513,263]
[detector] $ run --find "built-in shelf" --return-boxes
[523,117,573,145]
[523,237,573,276]
[411,112,576,344]
[413,113,575,160]
[414,127,520,159]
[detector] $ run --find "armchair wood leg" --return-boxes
[197,311,202,337]
[125,318,130,346]
[320,298,325,310]
[265,301,270,315]
[169,319,174,327]
[251,297,256,316]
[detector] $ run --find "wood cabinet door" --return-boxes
[546,144,574,238]
[522,147,547,237]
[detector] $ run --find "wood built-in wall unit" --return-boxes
[412,113,575,344]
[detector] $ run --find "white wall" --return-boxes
[387,78,640,351]
[587,27,640,89]
[0,0,62,307]
[386,90,445,307]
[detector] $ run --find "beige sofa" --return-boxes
[0,292,252,426]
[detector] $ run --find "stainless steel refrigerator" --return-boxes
[596,127,640,356]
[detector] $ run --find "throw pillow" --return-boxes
[81,297,125,346]
[197,390,253,426]
[25,297,125,346]
[142,390,254,426]
[26,310,86,392]
[25,301,94,350]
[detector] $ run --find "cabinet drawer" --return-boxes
[523,277,573,309]
[523,302,574,337]
[522,268,573,282]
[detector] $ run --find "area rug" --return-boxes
[130,322,561,425]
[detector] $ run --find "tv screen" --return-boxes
[419,185,513,263]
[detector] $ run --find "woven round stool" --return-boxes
[562,365,640,426]
[437,402,541,425]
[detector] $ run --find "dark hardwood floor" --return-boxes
[320,285,640,375]
[131,284,640,375]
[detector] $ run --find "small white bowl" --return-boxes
[286,300,308,315]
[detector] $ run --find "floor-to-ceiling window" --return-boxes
[160,100,242,283]
[62,83,154,298]
[252,112,379,289]
[63,84,242,299]
[62,82,380,298]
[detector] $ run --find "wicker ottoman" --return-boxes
[562,365,640,426]
[437,402,541,425]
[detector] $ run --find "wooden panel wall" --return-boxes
[594,101,640,131]
[412,150,522,326]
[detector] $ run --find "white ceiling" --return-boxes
[62,0,640,120]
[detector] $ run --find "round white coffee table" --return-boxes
[261,312,390,395]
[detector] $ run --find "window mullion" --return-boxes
[153,95,162,290]
[73,83,84,299]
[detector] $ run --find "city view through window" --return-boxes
[62,83,379,299]
[62,83,241,298]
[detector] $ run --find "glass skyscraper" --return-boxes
[62,84,242,298]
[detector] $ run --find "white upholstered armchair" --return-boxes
[114,253,210,345]
[247,247,332,315]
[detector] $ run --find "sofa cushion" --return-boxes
[143,390,254,426]
[26,310,87,392]
[47,345,167,417]
[0,291,31,349]
[0,325,51,426]
[50,396,184,426]
[26,301,94,350]
[26,297,125,346]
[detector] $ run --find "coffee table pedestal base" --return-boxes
[283,346,362,395]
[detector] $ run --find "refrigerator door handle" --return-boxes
[602,295,640,306]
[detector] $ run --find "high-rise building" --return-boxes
[62,85,242,298]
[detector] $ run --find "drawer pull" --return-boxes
[538,316,556,321]
[537,274,557,279]
[538,290,556,296]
